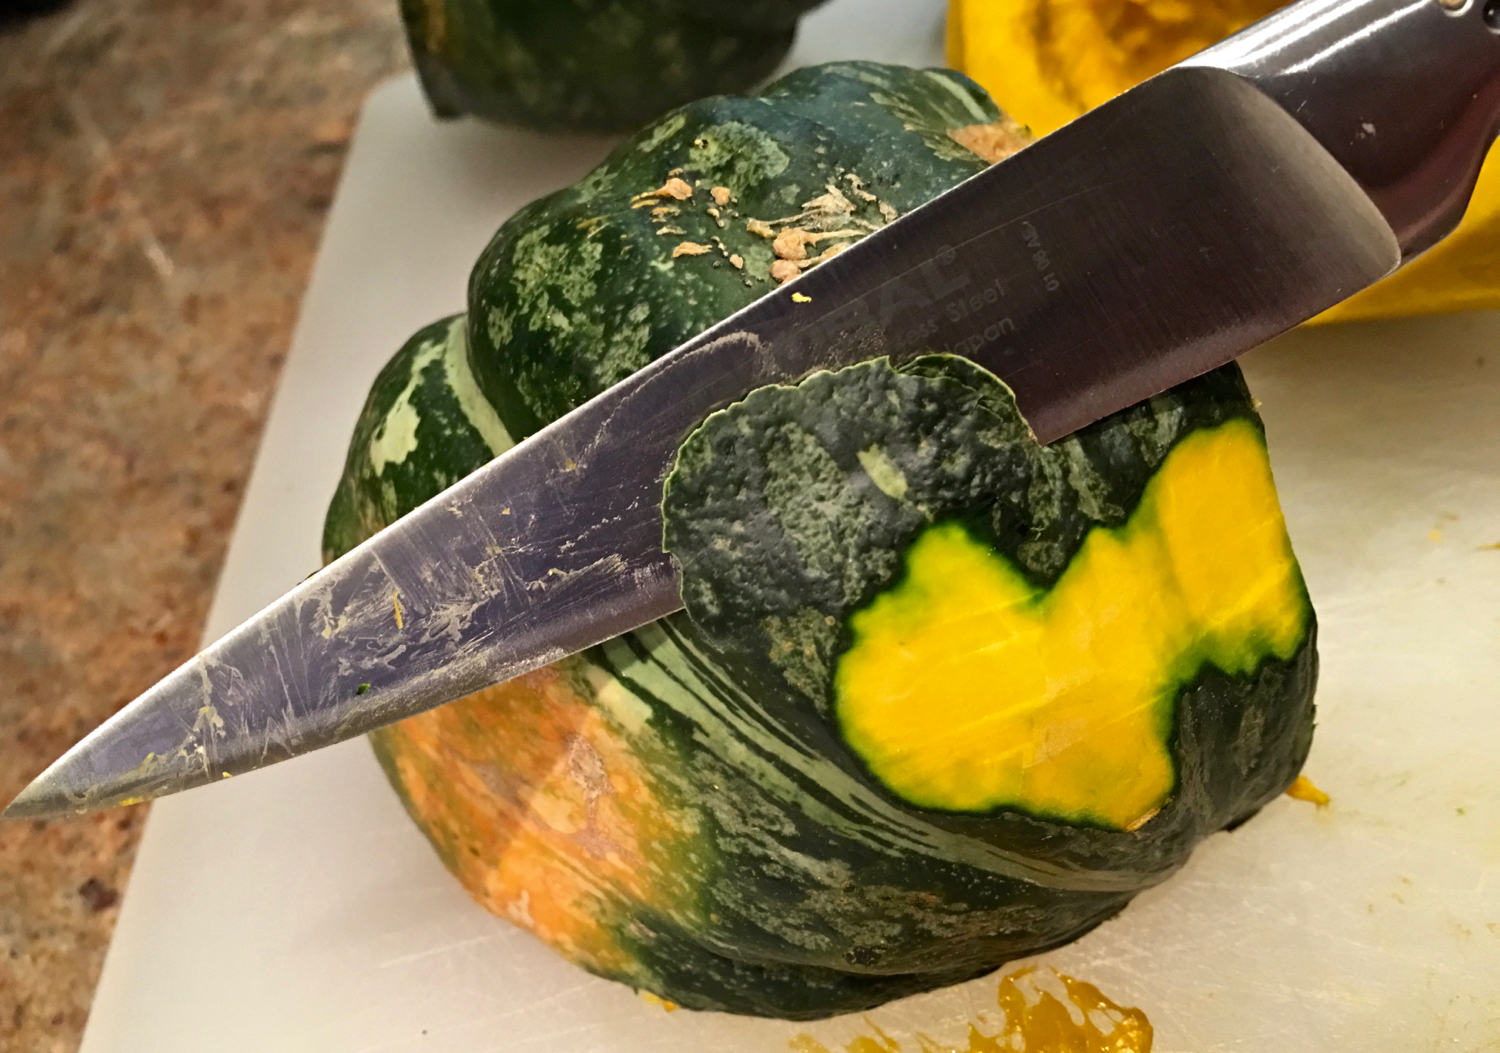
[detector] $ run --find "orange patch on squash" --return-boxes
[370,659,684,976]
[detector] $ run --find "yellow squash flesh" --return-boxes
[834,420,1308,830]
[946,0,1500,323]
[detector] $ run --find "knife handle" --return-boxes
[1192,0,1500,259]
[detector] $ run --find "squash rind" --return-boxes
[465,62,1009,441]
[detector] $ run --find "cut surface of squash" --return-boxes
[836,420,1307,829]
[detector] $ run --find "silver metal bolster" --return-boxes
[1189,0,1500,258]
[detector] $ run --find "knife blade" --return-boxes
[10,0,1500,820]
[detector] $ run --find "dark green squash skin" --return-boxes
[324,64,1318,1019]
[401,0,827,131]
[466,62,1009,440]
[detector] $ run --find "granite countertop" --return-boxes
[0,1,407,1048]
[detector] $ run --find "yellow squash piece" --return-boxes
[947,0,1500,322]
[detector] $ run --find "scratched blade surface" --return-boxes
[7,64,1399,818]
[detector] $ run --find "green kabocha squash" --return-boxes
[401,0,830,130]
[323,62,1317,1020]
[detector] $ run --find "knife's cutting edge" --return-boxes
[2,529,685,820]
[21,0,1500,818]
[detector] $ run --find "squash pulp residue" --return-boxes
[836,420,1308,830]
[792,966,1151,1053]
[1285,774,1330,807]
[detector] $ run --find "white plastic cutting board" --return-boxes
[78,2,1500,1049]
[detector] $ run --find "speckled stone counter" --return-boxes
[0,2,407,1048]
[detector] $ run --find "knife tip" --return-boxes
[4,675,199,820]
[2,771,77,821]
[2,743,126,820]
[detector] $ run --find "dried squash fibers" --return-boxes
[946,0,1500,323]
[323,63,1318,1020]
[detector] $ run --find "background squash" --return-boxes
[324,62,1318,1020]
[400,0,829,131]
[946,0,1500,323]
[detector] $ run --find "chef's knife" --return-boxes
[10,0,1500,820]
